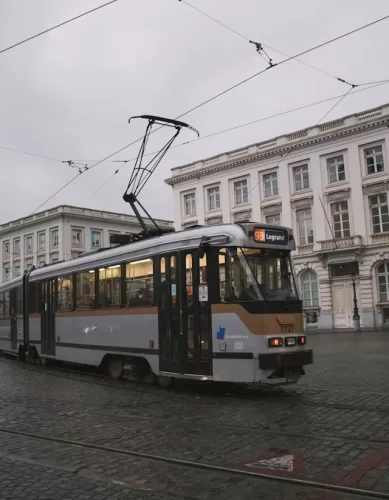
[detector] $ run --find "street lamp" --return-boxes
[351,272,361,331]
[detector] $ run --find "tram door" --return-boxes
[157,251,212,376]
[9,288,18,351]
[41,280,56,357]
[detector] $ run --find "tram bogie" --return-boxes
[0,222,313,385]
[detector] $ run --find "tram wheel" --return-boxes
[157,375,173,388]
[108,358,124,380]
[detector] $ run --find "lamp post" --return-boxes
[351,272,361,331]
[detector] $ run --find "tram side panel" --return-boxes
[52,310,160,371]
[0,317,11,352]
[211,304,311,383]
[29,315,42,355]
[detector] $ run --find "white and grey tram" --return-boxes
[0,222,312,385]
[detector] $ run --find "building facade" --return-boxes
[166,103,389,330]
[0,205,172,283]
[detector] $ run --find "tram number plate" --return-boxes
[280,325,294,333]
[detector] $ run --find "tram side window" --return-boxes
[0,293,4,318]
[76,271,95,310]
[218,248,258,302]
[28,282,41,313]
[125,259,153,307]
[16,286,23,316]
[57,276,73,311]
[99,265,121,308]
[4,291,9,317]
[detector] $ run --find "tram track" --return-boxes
[2,354,389,416]
[0,425,387,499]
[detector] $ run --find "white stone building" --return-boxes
[166,103,389,330]
[0,205,172,283]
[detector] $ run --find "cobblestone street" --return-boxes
[1,331,389,499]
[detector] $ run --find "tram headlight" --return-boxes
[285,337,296,346]
[268,337,283,347]
[297,336,307,345]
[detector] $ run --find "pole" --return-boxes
[351,272,361,331]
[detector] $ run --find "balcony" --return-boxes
[319,235,363,252]
[297,244,314,255]
[371,233,389,245]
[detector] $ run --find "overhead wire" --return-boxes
[89,80,389,199]
[30,11,389,212]
[180,0,356,86]
[0,0,120,56]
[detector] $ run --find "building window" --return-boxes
[126,259,153,307]
[296,208,314,245]
[38,231,46,251]
[207,186,220,211]
[234,179,248,205]
[91,230,102,248]
[364,145,384,175]
[331,201,350,238]
[327,155,345,183]
[293,165,309,191]
[76,271,95,309]
[3,241,10,260]
[377,263,389,302]
[51,255,59,264]
[99,265,121,307]
[38,258,46,268]
[370,194,389,233]
[14,266,21,278]
[265,214,281,225]
[25,235,33,254]
[263,172,279,198]
[57,276,73,311]
[72,228,83,247]
[183,192,196,216]
[51,229,59,248]
[301,270,319,307]
[4,267,10,282]
[13,239,20,256]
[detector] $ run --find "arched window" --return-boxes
[301,270,319,307]
[377,262,389,302]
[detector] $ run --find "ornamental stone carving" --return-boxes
[290,196,313,209]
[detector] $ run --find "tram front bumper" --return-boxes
[258,349,313,370]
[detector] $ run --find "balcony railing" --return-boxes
[371,233,389,244]
[297,244,314,255]
[319,235,363,252]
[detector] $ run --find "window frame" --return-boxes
[370,193,389,234]
[71,227,84,248]
[263,172,279,198]
[326,155,346,184]
[91,230,102,249]
[364,143,385,176]
[3,241,10,259]
[265,214,281,226]
[206,185,221,212]
[292,164,310,192]
[377,262,389,303]
[50,228,59,249]
[296,207,314,245]
[13,238,20,256]
[25,234,33,254]
[331,201,351,239]
[182,191,196,217]
[301,270,319,307]
[38,231,46,251]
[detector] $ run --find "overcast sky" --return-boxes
[1,0,389,224]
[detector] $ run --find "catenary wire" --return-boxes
[89,80,389,199]
[0,0,119,56]
[30,12,389,212]
[180,0,355,86]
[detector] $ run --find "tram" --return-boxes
[0,222,313,386]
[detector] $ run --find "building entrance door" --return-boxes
[332,279,361,328]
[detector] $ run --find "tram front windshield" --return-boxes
[219,247,298,302]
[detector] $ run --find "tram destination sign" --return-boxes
[253,228,288,245]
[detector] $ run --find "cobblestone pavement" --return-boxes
[0,331,389,499]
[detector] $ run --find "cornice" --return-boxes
[166,117,389,187]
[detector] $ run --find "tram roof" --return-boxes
[0,222,294,288]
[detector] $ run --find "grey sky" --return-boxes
[1,0,389,224]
